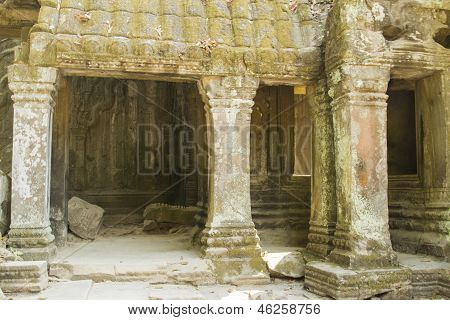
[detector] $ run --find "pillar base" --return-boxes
[0,261,49,293]
[329,247,398,269]
[200,226,270,285]
[307,224,335,258]
[305,261,412,299]
[7,226,56,261]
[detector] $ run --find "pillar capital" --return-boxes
[8,64,58,111]
[198,76,259,111]
[8,64,58,84]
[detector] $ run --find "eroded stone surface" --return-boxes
[0,39,18,237]
[324,0,397,269]
[0,261,48,293]
[304,261,411,300]
[143,203,201,232]
[307,80,337,257]
[7,64,58,261]
[68,197,104,240]
[1,0,449,300]
[0,172,10,236]
[10,279,327,300]
[23,0,331,80]
[197,76,269,285]
[49,232,216,285]
[264,250,305,279]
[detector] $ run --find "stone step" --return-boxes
[15,280,93,300]
[49,260,216,285]
[0,261,48,293]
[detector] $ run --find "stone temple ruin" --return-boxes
[0,0,449,300]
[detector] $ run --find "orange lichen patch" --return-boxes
[197,38,218,54]
[75,12,91,23]
[352,108,380,193]
[289,0,298,14]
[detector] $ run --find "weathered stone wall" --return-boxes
[68,78,195,212]
[25,0,331,82]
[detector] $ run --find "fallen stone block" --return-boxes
[0,247,22,263]
[143,203,202,232]
[68,197,104,240]
[143,219,159,232]
[264,251,305,279]
[0,261,48,293]
[0,288,6,300]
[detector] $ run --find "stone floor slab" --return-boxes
[49,233,215,284]
[14,280,93,300]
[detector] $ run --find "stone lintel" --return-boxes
[0,260,48,293]
[304,261,412,300]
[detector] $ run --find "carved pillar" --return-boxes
[415,70,450,258]
[328,64,397,268]
[307,80,337,257]
[305,0,421,299]
[197,76,269,284]
[50,76,69,246]
[7,64,58,261]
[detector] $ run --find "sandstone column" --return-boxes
[197,76,269,284]
[328,64,396,268]
[7,64,58,261]
[307,80,337,257]
[305,0,414,299]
